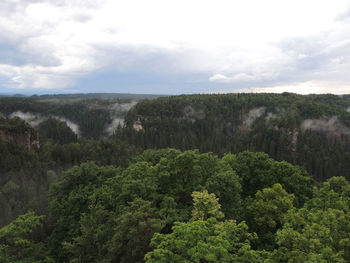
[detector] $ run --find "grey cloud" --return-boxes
[1,0,350,93]
[0,0,104,89]
[48,0,104,8]
[336,4,350,21]
[92,43,173,71]
[0,0,101,10]
[72,13,93,23]
[91,42,218,76]
[0,0,42,15]
[19,39,62,67]
[215,19,350,92]
[0,42,61,67]
[0,44,28,66]
[0,1,62,68]
[261,26,350,87]
[277,36,329,73]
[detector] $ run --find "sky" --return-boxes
[1,0,350,95]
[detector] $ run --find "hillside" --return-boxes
[2,92,350,181]
[0,96,141,140]
[117,93,350,181]
[1,93,350,262]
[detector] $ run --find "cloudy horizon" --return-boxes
[1,0,350,95]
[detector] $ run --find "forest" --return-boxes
[1,93,350,262]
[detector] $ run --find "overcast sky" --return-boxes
[1,0,350,95]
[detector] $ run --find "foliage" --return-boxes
[224,151,312,207]
[191,190,224,221]
[0,135,139,227]
[269,177,350,263]
[38,118,77,144]
[0,211,53,263]
[2,90,350,263]
[0,97,129,139]
[1,147,349,262]
[117,93,350,181]
[145,191,266,263]
[246,184,294,249]
[48,162,119,262]
[107,199,164,263]
[145,218,265,263]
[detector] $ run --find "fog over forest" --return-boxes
[2,0,350,262]
[1,93,350,262]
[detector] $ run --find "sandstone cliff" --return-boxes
[0,115,39,151]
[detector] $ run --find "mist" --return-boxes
[301,116,350,136]
[243,107,266,129]
[106,118,124,135]
[182,106,205,122]
[108,101,138,112]
[265,112,277,124]
[54,117,80,137]
[8,111,80,137]
[9,111,44,127]
[105,101,138,135]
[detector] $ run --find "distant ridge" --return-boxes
[0,93,28,97]
[31,93,169,100]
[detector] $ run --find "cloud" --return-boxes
[220,80,350,95]
[1,0,350,94]
[0,0,102,90]
[209,73,258,83]
[72,13,93,23]
[214,20,350,94]
[209,74,232,83]
[336,3,350,21]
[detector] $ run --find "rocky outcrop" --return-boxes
[0,116,39,151]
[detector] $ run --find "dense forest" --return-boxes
[118,93,350,181]
[0,96,141,139]
[1,93,350,262]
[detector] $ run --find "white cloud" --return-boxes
[209,73,258,83]
[232,73,256,82]
[1,0,350,93]
[209,74,232,83]
[229,80,350,95]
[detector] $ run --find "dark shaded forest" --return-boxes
[118,93,350,181]
[1,93,350,262]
